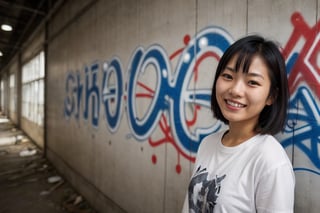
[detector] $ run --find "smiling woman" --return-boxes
[182,35,294,213]
[211,35,289,135]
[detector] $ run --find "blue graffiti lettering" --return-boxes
[126,46,170,140]
[83,63,100,127]
[102,58,123,133]
[64,70,83,120]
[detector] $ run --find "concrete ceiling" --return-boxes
[0,0,59,71]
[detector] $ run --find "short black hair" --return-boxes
[211,35,289,135]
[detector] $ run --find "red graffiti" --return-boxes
[283,12,320,97]
[137,34,222,174]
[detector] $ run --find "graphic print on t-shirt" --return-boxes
[188,166,226,213]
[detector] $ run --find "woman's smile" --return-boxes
[225,99,246,109]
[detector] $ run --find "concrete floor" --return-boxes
[0,116,96,213]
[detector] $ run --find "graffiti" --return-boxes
[102,58,124,133]
[281,12,320,175]
[283,12,320,97]
[126,29,232,167]
[282,87,320,175]
[64,12,319,175]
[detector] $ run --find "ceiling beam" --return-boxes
[0,0,46,16]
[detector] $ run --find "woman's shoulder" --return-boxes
[256,134,286,153]
[254,134,292,169]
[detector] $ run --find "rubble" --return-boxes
[0,117,96,213]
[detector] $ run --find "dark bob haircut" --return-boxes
[211,35,289,135]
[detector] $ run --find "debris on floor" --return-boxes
[0,117,97,213]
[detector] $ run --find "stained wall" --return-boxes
[3,0,319,212]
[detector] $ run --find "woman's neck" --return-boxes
[222,123,257,147]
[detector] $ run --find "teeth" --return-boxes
[226,100,245,108]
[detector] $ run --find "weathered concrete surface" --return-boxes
[0,117,96,213]
[1,0,319,212]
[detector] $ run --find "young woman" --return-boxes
[182,35,295,212]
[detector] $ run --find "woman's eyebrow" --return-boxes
[247,72,265,79]
[225,66,235,72]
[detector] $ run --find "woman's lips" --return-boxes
[225,99,246,108]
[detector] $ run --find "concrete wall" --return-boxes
[1,0,318,212]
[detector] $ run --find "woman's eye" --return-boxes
[248,80,260,86]
[221,73,233,80]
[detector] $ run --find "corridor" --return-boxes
[0,115,95,213]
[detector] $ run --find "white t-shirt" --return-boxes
[182,131,295,213]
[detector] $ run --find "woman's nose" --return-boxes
[229,80,245,97]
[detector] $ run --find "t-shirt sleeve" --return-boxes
[255,162,295,213]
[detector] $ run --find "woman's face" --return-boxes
[215,55,273,128]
